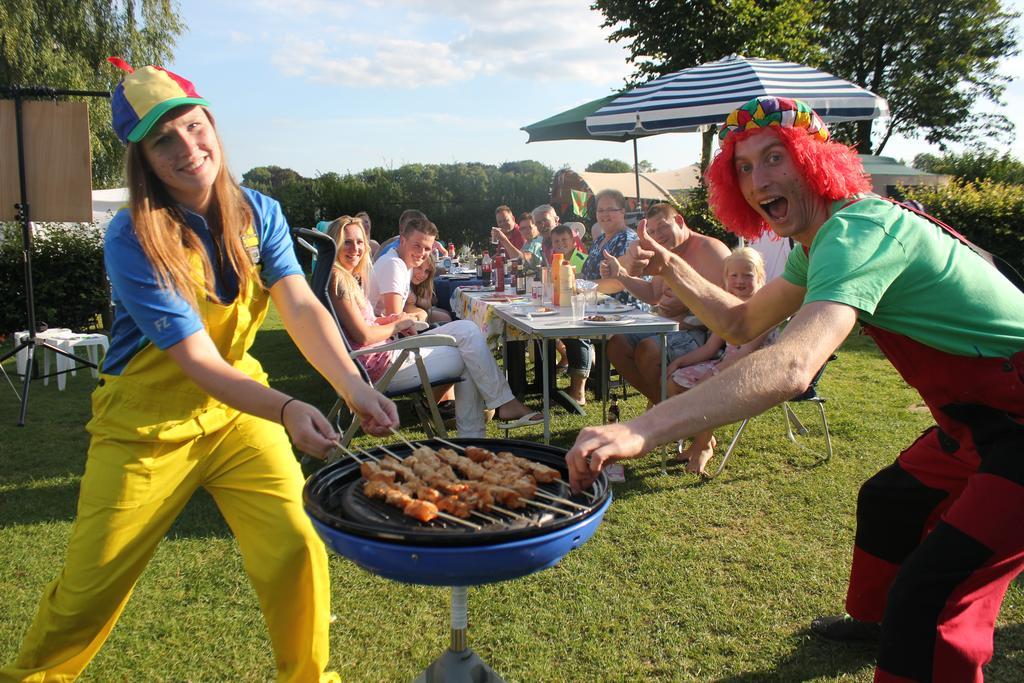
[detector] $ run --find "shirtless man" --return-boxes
[603,202,729,404]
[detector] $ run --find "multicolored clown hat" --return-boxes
[108,57,210,144]
[718,96,829,148]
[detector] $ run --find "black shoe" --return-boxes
[417,397,456,422]
[810,614,881,643]
[438,400,456,420]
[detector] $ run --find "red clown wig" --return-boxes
[706,123,872,240]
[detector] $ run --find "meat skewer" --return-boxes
[434,437,599,501]
[362,479,480,529]
[361,448,537,524]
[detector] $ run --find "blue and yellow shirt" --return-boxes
[102,188,302,376]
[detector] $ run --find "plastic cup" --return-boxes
[571,293,587,320]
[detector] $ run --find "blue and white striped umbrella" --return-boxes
[586,54,888,137]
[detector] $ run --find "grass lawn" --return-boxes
[2,310,1023,682]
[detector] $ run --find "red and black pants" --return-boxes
[847,327,1024,682]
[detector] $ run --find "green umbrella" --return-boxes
[521,93,644,200]
[521,94,623,143]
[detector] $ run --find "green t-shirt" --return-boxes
[782,197,1024,358]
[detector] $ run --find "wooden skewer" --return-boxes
[436,512,481,529]
[357,447,381,462]
[489,505,535,523]
[470,510,500,524]
[535,490,589,511]
[334,441,364,462]
[389,426,417,451]
[523,498,574,516]
[331,440,363,462]
[377,445,403,460]
[433,436,465,452]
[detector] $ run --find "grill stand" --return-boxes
[413,586,507,683]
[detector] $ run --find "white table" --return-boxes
[484,298,678,444]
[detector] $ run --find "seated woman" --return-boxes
[665,248,777,474]
[409,257,454,325]
[327,216,542,436]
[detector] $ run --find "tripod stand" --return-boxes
[0,86,110,425]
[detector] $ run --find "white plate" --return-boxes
[591,303,632,314]
[442,274,475,280]
[582,315,632,325]
[413,321,430,332]
[528,305,561,317]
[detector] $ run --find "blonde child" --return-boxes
[667,247,777,474]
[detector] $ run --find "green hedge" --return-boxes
[242,161,554,249]
[0,223,109,335]
[905,179,1024,274]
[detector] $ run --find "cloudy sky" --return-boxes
[165,0,1024,179]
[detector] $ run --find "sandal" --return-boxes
[496,410,544,429]
[674,440,689,464]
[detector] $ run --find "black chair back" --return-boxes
[291,227,370,384]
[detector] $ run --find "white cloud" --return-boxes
[264,0,631,89]
[249,0,354,19]
[272,35,478,87]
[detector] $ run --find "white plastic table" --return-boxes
[453,292,677,444]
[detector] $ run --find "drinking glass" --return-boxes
[570,293,587,320]
[539,267,552,304]
[490,227,499,246]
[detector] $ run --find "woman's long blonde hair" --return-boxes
[410,254,436,304]
[327,215,371,306]
[125,109,254,309]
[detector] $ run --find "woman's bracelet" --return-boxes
[279,397,299,425]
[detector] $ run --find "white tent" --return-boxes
[92,187,128,225]
[748,232,793,283]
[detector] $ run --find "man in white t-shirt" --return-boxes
[369,216,437,319]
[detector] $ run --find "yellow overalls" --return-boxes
[1,245,340,682]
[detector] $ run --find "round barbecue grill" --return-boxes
[303,436,611,682]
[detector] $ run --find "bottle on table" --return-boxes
[494,249,506,292]
[608,396,620,423]
[558,260,574,308]
[515,260,527,295]
[481,250,492,287]
[442,242,452,272]
[448,243,456,267]
[550,253,564,306]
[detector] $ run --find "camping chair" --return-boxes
[703,354,837,481]
[291,228,462,448]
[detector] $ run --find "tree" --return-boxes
[586,158,632,173]
[593,0,822,170]
[914,151,1024,186]
[822,1,1019,154]
[1,0,185,188]
[241,165,307,195]
[593,0,1021,155]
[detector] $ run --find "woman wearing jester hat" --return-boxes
[0,59,396,682]
[569,95,1024,683]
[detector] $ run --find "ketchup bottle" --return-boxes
[481,250,492,287]
[494,249,506,292]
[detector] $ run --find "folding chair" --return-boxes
[704,354,837,480]
[291,228,462,448]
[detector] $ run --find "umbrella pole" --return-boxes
[633,138,641,205]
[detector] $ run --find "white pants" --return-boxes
[387,320,515,438]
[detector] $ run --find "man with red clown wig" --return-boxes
[567,95,1024,682]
